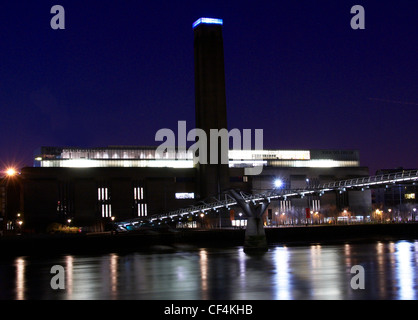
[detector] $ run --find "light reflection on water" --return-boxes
[1,240,418,300]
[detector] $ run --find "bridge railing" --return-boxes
[315,169,418,190]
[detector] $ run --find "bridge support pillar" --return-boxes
[229,190,269,253]
[244,216,268,253]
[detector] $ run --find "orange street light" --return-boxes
[6,168,17,177]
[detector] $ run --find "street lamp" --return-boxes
[2,167,21,234]
[199,213,205,229]
[375,209,382,223]
[6,168,17,177]
[16,220,23,234]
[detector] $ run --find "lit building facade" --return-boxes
[20,146,371,231]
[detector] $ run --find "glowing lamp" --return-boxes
[6,168,17,177]
[274,179,283,188]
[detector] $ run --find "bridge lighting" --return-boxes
[274,179,283,188]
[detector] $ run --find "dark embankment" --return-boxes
[265,223,418,245]
[0,223,417,257]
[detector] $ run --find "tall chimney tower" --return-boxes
[193,18,230,199]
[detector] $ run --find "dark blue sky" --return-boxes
[1,0,417,174]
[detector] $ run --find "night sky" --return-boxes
[1,1,417,174]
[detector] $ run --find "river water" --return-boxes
[0,240,417,300]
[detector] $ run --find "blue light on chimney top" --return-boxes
[193,18,223,28]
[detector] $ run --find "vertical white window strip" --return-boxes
[134,187,137,200]
[140,187,143,200]
[144,204,147,216]
[138,203,141,216]
[102,204,105,218]
[98,188,101,200]
[141,204,144,217]
[105,188,108,200]
[109,205,112,217]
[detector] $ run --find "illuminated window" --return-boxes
[98,187,111,218]
[175,193,195,199]
[134,187,144,200]
[98,187,109,201]
[101,204,112,218]
[138,203,148,217]
[405,193,416,200]
[134,184,147,217]
[231,220,247,227]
